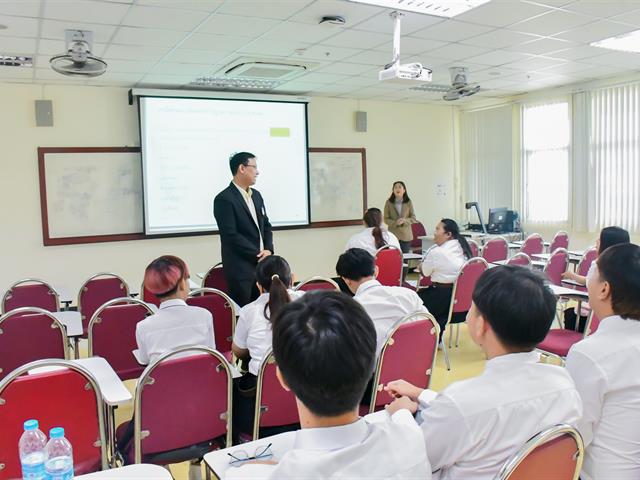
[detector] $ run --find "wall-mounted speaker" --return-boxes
[35,100,54,127]
[355,110,367,132]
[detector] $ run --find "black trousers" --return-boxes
[399,240,412,254]
[418,286,454,340]
[233,373,258,436]
[228,277,260,308]
[563,308,588,333]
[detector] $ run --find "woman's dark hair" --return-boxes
[363,208,387,250]
[596,243,640,320]
[255,255,292,321]
[387,181,411,203]
[598,226,630,254]
[441,218,473,259]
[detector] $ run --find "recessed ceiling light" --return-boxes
[592,29,640,54]
[343,0,491,18]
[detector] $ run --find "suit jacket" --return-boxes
[213,183,274,280]
[383,199,417,242]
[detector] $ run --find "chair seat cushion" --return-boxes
[537,330,584,357]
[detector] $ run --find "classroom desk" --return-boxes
[531,252,582,264]
[422,232,522,252]
[402,253,422,261]
[51,310,83,337]
[76,464,172,479]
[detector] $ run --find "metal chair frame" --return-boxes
[187,287,238,345]
[293,276,340,292]
[1,278,60,313]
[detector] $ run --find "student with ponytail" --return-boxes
[346,207,401,255]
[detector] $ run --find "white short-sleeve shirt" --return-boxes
[346,227,401,256]
[421,239,466,283]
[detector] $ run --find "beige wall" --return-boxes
[0,83,457,294]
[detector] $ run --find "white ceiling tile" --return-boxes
[197,14,279,36]
[122,5,210,30]
[239,38,312,57]
[150,62,212,75]
[336,48,389,66]
[217,0,314,20]
[134,0,224,11]
[571,64,628,78]
[43,1,130,25]
[297,71,349,84]
[374,37,448,55]
[315,61,374,75]
[562,1,640,19]
[262,21,338,44]
[537,60,600,74]
[292,44,362,62]
[139,72,196,84]
[581,50,640,68]
[553,20,637,43]
[549,44,612,60]
[40,20,118,44]
[164,48,230,63]
[179,33,249,51]
[506,37,576,55]
[510,10,595,36]
[112,27,188,47]
[353,10,444,35]
[0,1,41,18]
[426,43,492,61]
[462,29,541,49]
[275,80,327,91]
[455,0,552,28]
[610,9,640,27]
[334,74,378,86]
[524,0,573,7]
[322,29,390,49]
[288,0,382,25]
[37,39,66,56]
[499,70,559,83]
[104,58,156,73]
[85,71,144,84]
[311,83,359,95]
[467,49,532,66]
[102,44,171,62]
[471,66,523,81]
[479,77,522,89]
[504,55,567,71]
[0,14,39,37]
[0,36,37,54]
[0,65,33,79]
[412,20,494,43]
[34,68,87,81]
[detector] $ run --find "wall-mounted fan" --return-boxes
[50,30,107,77]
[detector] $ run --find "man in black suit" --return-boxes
[213,152,273,307]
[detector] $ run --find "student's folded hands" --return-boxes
[385,395,418,415]
[384,379,423,402]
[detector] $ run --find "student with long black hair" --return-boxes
[346,207,401,255]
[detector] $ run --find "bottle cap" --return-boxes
[23,419,38,431]
[49,427,65,439]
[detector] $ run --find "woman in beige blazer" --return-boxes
[383,181,417,253]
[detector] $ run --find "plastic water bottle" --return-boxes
[19,419,47,480]
[44,427,73,480]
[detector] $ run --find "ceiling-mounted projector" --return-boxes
[379,11,432,84]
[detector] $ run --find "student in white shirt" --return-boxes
[345,207,401,256]
[231,255,304,437]
[560,226,629,332]
[226,291,431,479]
[336,247,428,356]
[135,255,215,365]
[385,266,582,480]
[565,243,640,480]
[418,218,472,336]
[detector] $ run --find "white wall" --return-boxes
[0,83,457,294]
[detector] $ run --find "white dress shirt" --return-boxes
[135,298,215,364]
[353,279,429,356]
[225,410,431,479]
[565,315,640,480]
[417,351,582,480]
[345,227,401,256]
[233,181,264,251]
[421,239,466,283]
[233,290,304,376]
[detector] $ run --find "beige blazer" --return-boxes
[383,199,417,242]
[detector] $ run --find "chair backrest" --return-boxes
[585,312,601,335]
[448,258,489,320]
[133,347,233,463]
[520,233,545,256]
[186,288,236,354]
[550,231,570,253]
[417,274,432,290]
[496,424,583,480]
[367,313,440,412]
[576,247,598,277]
[293,276,340,292]
[78,273,129,336]
[202,262,228,293]
[374,245,403,287]
[468,239,480,258]
[88,298,155,380]
[410,221,427,249]
[0,307,68,380]
[507,252,532,267]
[140,282,162,308]
[252,350,299,439]
[482,237,508,263]
[2,278,60,314]
[544,248,569,286]
[0,359,108,478]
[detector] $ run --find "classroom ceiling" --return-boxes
[1,0,640,104]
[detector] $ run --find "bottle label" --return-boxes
[21,461,46,479]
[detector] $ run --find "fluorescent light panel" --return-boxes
[0,55,33,67]
[191,77,282,90]
[410,83,450,92]
[344,0,491,18]
[592,29,640,54]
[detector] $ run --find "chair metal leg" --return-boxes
[440,339,451,371]
[455,323,461,348]
[188,461,203,480]
[448,326,453,349]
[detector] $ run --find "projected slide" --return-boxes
[139,96,309,235]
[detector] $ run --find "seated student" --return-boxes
[226,291,431,479]
[231,255,304,435]
[565,243,640,480]
[346,207,401,256]
[417,218,472,335]
[136,255,215,364]
[336,247,428,356]
[561,226,629,332]
[385,266,582,480]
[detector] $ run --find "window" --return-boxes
[521,101,570,223]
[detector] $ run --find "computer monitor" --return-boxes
[488,207,508,232]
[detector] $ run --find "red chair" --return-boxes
[187,288,236,354]
[202,262,228,294]
[366,312,439,413]
[294,276,340,292]
[2,278,60,313]
[122,346,233,465]
[140,282,162,308]
[482,236,508,263]
[496,424,583,480]
[537,311,599,358]
[507,252,532,267]
[375,245,403,287]
[543,248,569,286]
[78,273,130,337]
[549,231,569,253]
[0,307,69,380]
[410,221,427,254]
[88,298,155,380]
[416,274,432,291]
[468,239,480,258]
[251,350,299,440]
[563,247,598,292]
[0,359,108,478]
[520,233,545,257]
